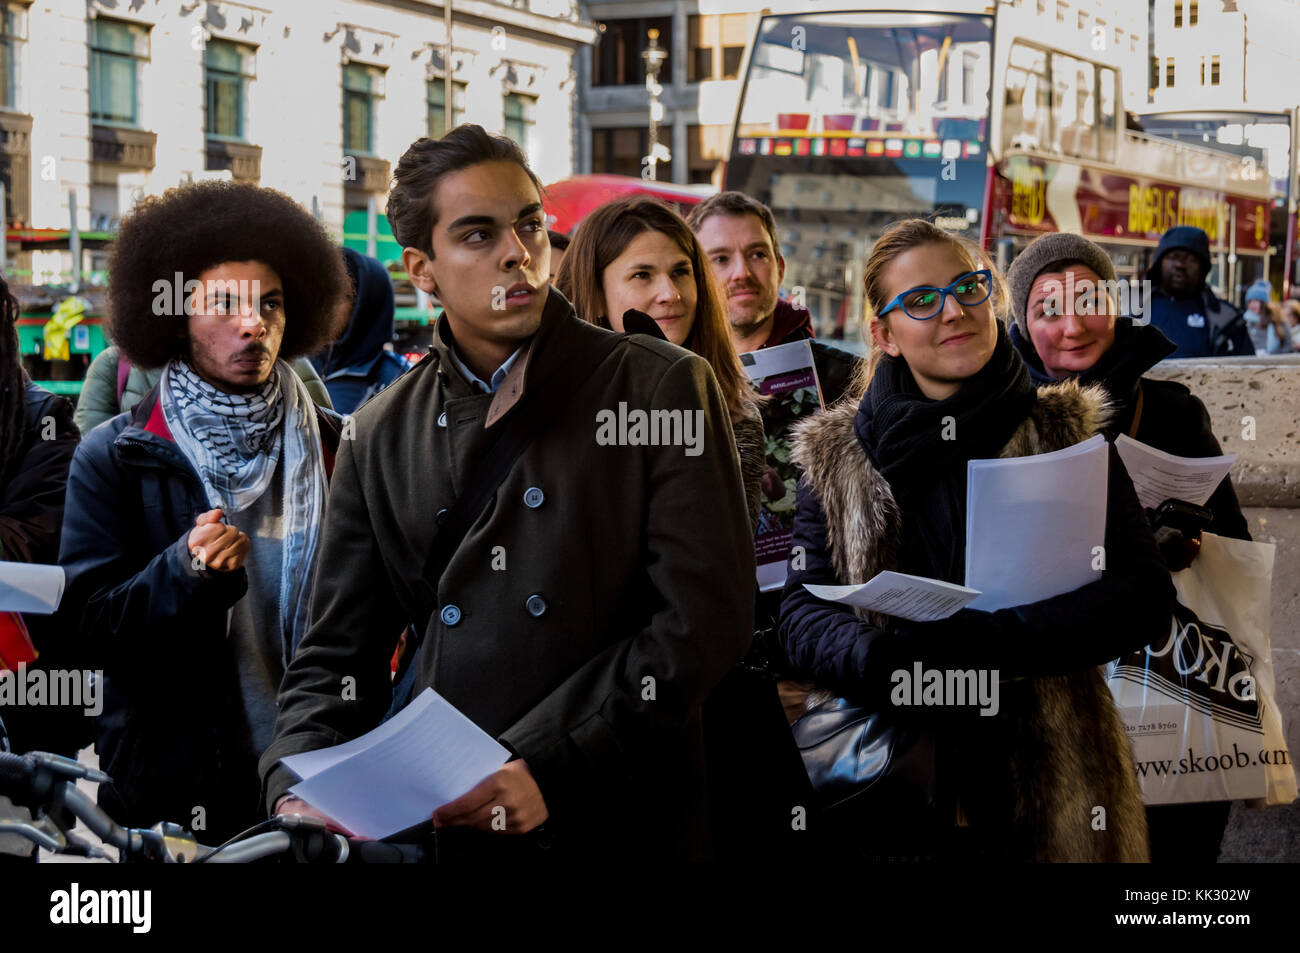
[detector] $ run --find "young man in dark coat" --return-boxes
[1006,230,1250,863]
[260,126,755,860]
[58,182,349,841]
[1145,225,1254,358]
[689,191,859,408]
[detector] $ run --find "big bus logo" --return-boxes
[1009,158,1045,226]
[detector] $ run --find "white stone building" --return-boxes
[0,0,595,281]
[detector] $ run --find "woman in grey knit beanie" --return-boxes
[1005,230,1252,866]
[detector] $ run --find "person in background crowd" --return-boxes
[780,218,1172,861]
[0,276,80,861]
[546,229,570,283]
[59,181,349,841]
[261,126,754,861]
[309,247,411,415]
[556,196,765,527]
[688,191,859,408]
[76,345,331,435]
[1146,226,1253,358]
[1285,297,1300,349]
[1243,279,1293,355]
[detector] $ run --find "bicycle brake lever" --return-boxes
[0,815,68,853]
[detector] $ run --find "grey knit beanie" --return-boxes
[1005,232,1118,338]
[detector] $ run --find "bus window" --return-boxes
[1098,66,1118,164]
[1051,52,1097,160]
[1004,43,1049,152]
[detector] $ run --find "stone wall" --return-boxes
[1144,356,1299,860]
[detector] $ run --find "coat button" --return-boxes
[437,411,447,428]
[440,605,462,626]
[435,508,448,526]
[525,594,548,618]
[524,486,545,508]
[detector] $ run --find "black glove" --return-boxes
[891,608,1029,674]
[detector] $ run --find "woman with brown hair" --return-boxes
[778,218,1172,861]
[556,196,764,526]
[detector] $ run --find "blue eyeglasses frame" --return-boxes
[877,269,994,320]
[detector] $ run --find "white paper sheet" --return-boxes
[0,562,64,614]
[964,434,1108,611]
[804,570,981,622]
[1114,433,1237,511]
[284,688,510,840]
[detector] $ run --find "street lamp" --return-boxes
[641,27,670,180]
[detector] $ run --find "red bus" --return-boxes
[542,174,716,234]
[724,5,1273,347]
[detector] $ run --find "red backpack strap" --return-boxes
[116,354,131,403]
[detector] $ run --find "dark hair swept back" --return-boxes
[386,124,545,258]
[106,180,349,369]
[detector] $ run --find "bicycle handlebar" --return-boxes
[0,750,426,863]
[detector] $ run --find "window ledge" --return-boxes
[91,123,156,169]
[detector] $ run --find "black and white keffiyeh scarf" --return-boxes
[160,359,327,655]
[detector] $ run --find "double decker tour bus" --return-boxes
[1136,107,1300,299]
[723,3,1274,347]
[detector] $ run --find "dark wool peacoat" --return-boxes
[780,379,1173,861]
[258,287,756,859]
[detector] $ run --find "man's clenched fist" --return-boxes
[187,508,250,572]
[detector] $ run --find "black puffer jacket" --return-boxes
[1010,318,1250,541]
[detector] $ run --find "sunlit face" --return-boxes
[1025,265,1117,379]
[599,229,698,347]
[402,160,550,366]
[185,260,285,393]
[870,242,998,401]
[696,212,785,334]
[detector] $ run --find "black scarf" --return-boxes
[1009,319,1176,436]
[854,322,1036,583]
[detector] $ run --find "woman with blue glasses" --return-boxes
[775,218,1171,862]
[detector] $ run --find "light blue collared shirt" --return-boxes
[450,345,523,394]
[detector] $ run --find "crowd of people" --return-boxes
[0,122,1267,863]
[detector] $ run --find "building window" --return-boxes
[594,17,671,86]
[0,5,26,110]
[591,126,647,177]
[205,40,255,140]
[1150,55,1160,90]
[503,92,535,155]
[1210,54,1220,85]
[90,19,149,125]
[427,79,466,139]
[1078,11,1089,31]
[1190,1,1199,26]
[1200,56,1205,85]
[1174,1,1183,28]
[1166,57,1175,87]
[1056,2,1066,25]
[688,14,747,83]
[962,52,977,106]
[342,63,384,156]
[1036,0,1047,13]
[1131,35,1139,54]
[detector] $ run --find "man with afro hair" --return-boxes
[59,181,350,840]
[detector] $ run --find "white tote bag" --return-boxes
[1107,533,1297,806]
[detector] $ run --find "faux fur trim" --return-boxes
[790,380,1148,861]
